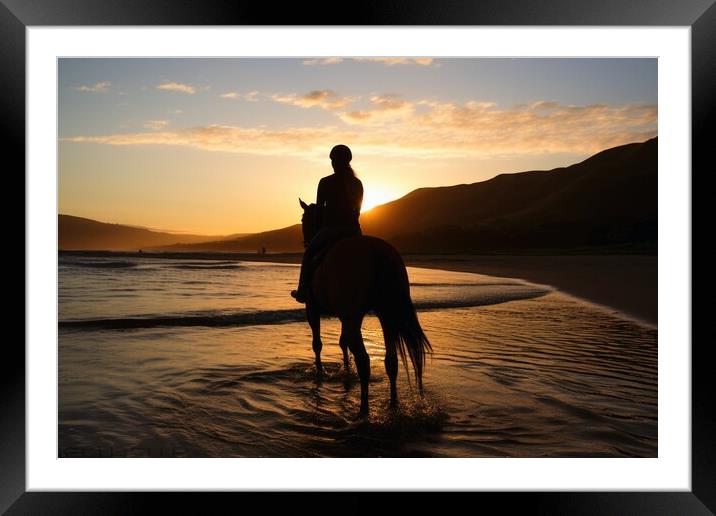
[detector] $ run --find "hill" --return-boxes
[58,215,245,251]
[361,137,657,252]
[63,138,657,253]
[158,137,657,253]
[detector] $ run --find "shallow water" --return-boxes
[58,255,657,457]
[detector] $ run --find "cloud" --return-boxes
[302,57,437,66]
[339,94,415,125]
[143,120,170,130]
[272,90,357,110]
[353,57,437,66]
[62,125,357,156]
[62,99,657,159]
[221,90,260,101]
[74,81,111,93]
[157,82,196,94]
[244,91,259,102]
[303,57,344,66]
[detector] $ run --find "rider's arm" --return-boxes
[355,180,364,216]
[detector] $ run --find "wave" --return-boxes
[59,287,549,331]
[59,259,244,271]
[409,282,527,287]
[169,264,244,270]
[59,260,138,269]
[60,309,307,330]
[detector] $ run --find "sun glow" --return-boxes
[361,187,401,212]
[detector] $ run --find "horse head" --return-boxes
[298,198,318,247]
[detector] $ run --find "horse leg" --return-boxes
[384,337,398,407]
[339,333,350,372]
[306,301,323,375]
[343,318,370,417]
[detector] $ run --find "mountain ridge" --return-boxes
[60,137,657,253]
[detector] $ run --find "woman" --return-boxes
[291,144,363,303]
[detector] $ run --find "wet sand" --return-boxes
[403,255,657,327]
[62,251,657,326]
[59,257,657,457]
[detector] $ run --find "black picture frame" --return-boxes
[7,0,712,513]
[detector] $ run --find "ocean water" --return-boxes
[58,254,657,457]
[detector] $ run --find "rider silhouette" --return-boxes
[291,145,363,303]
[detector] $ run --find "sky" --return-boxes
[59,58,657,235]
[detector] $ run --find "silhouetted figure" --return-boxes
[295,200,431,418]
[291,149,431,417]
[291,144,363,303]
[261,246,266,255]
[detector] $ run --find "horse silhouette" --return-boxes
[298,198,432,417]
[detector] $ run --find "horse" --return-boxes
[298,198,432,417]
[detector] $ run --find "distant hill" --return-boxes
[58,214,247,251]
[155,224,304,254]
[361,137,657,252]
[158,138,656,253]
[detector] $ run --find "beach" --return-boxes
[59,252,657,457]
[403,254,657,327]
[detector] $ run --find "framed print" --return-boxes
[8,0,713,513]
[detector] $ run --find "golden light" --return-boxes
[361,187,401,212]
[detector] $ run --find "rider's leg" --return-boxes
[292,227,332,301]
[292,226,360,302]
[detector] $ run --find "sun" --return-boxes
[361,187,400,212]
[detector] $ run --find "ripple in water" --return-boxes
[58,257,656,457]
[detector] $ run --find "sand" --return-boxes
[403,254,657,326]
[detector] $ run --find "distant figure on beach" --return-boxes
[291,144,363,303]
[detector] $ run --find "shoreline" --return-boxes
[61,250,657,326]
[403,254,657,327]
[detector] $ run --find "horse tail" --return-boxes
[374,242,432,391]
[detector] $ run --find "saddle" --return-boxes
[309,232,358,271]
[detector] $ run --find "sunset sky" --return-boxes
[59,58,657,235]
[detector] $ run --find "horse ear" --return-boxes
[299,198,308,210]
